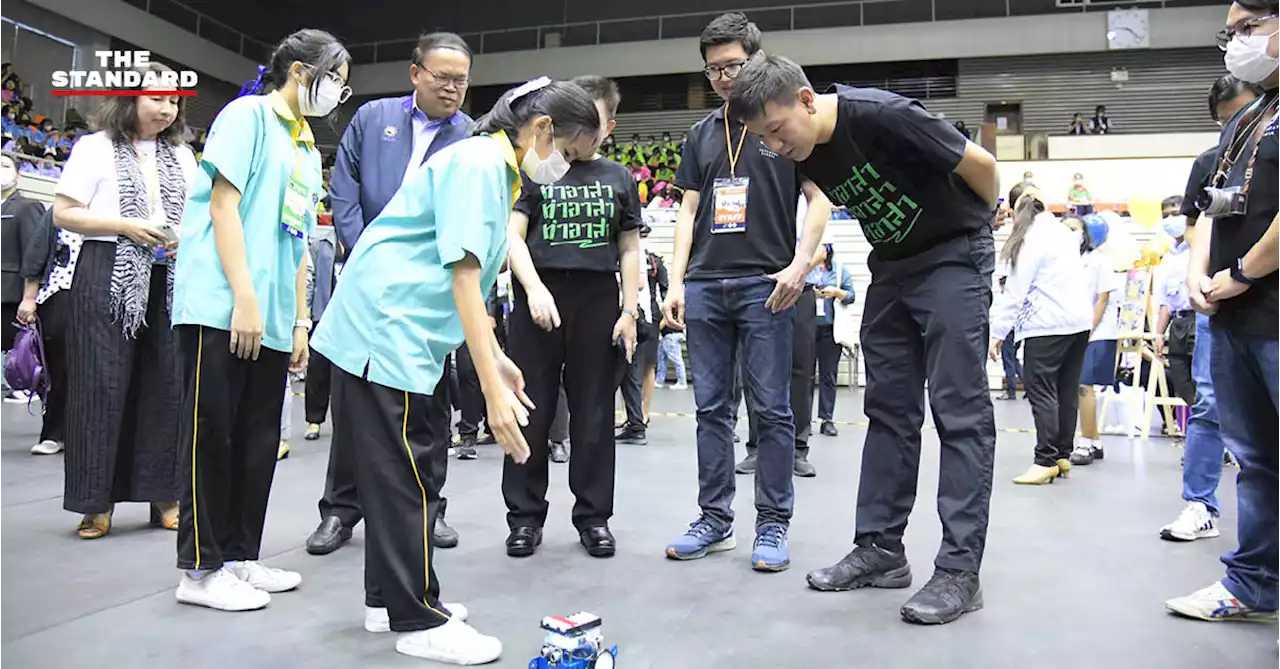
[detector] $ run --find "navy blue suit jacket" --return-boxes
[330,95,473,252]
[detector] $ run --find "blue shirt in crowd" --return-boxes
[806,264,856,326]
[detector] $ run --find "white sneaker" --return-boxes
[3,390,31,403]
[227,560,302,593]
[1160,502,1220,542]
[1166,581,1278,622]
[672,382,688,390]
[396,617,502,665]
[365,602,468,632]
[176,569,270,611]
[30,439,63,455]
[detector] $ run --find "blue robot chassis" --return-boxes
[528,612,618,669]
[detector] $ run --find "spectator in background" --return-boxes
[954,120,971,139]
[810,242,855,438]
[1067,172,1094,215]
[1068,113,1087,135]
[1067,214,1120,466]
[1,154,51,403]
[1089,105,1111,134]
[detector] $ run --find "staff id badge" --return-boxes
[816,294,826,317]
[281,177,310,239]
[712,176,749,234]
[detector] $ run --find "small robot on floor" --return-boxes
[529,612,618,669]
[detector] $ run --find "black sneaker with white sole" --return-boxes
[806,545,912,592]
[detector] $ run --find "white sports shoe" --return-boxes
[227,560,302,593]
[176,569,270,611]
[1166,581,1278,622]
[365,603,469,633]
[396,617,501,665]
[30,439,63,455]
[1160,502,1220,542]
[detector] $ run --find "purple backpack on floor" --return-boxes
[4,320,49,403]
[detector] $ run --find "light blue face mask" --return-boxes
[1162,215,1186,240]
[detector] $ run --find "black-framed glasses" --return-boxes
[419,65,470,89]
[1215,14,1278,51]
[703,59,749,81]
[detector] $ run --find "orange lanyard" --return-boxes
[722,105,748,179]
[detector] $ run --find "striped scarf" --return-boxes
[110,139,185,338]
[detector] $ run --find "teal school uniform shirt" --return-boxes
[312,131,522,395]
[173,92,322,353]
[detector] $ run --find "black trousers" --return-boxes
[38,291,70,443]
[1023,331,1090,466]
[746,288,817,453]
[317,356,451,529]
[65,243,182,514]
[304,345,332,424]
[814,323,842,422]
[332,367,453,632]
[1166,312,1197,406]
[620,324,658,429]
[855,230,997,574]
[503,271,620,531]
[175,326,289,570]
[454,344,486,438]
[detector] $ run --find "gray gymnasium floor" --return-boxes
[1,386,1275,668]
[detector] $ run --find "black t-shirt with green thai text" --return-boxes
[514,156,642,273]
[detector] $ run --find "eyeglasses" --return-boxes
[1215,13,1278,50]
[703,59,749,81]
[305,66,353,102]
[419,66,470,89]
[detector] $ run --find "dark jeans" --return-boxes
[814,324,841,422]
[1183,314,1226,515]
[745,289,816,453]
[454,344,486,438]
[854,230,996,574]
[1022,331,1090,466]
[1210,323,1278,612]
[1001,330,1022,394]
[686,274,795,531]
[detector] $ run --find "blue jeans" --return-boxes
[1211,323,1279,611]
[685,275,795,530]
[1182,314,1226,515]
[1001,330,1021,394]
[656,332,686,385]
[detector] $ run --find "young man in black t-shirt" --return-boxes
[661,14,832,573]
[728,54,999,625]
[1166,1,1279,623]
[501,76,642,560]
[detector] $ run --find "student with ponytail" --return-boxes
[310,77,600,664]
[170,29,351,612]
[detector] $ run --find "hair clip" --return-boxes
[507,76,552,103]
[237,65,268,98]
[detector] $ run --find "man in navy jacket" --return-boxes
[307,32,474,556]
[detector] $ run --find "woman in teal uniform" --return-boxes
[310,77,601,665]
[170,29,351,612]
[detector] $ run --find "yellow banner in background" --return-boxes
[1127,199,1163,228]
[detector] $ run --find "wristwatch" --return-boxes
[1231,257,1260,286]
[294,318,313,330]
[621,308,639,320]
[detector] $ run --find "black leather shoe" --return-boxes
[806,545,912,591]
[579,526,616,558]
[735,452,757,474]
[306,516,352,555]
[506,526,542,557]
[820,421,838,437]
[793,451,817,478]
[900,568,983,625]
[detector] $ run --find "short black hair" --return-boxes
[262,29,350,122]
[699,12,762,61]
[1161,195,1184,211]
[1237,0,1280,13]
[92,62,189,144]
[571,75,620,120]
[726,53,811,123]
[1208,73,1263,121]
[472,79,601,143]
[412,32,472,66]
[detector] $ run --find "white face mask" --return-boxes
[0,165,16,190]
[298,76,346,117]
[521,134,572,185]
[1225,31,1279,84]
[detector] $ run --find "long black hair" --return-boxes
[241,29,350,120]
[472,79,600,143]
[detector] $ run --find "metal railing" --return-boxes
[135,0,272,63]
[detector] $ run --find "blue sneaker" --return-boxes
[751,523,790,572]
[665,517,736,560]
